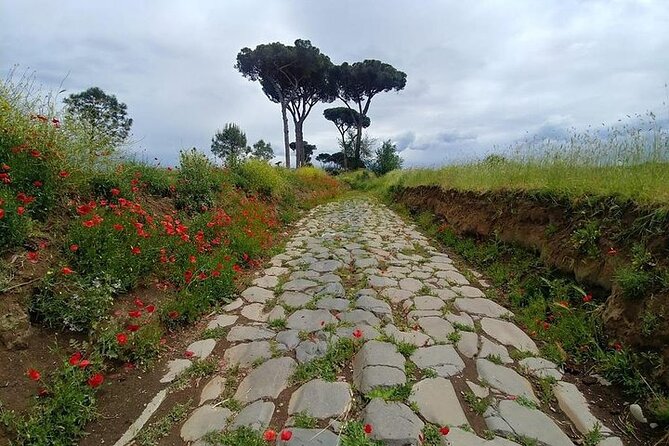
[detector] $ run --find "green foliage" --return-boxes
[366,384,411,402]
[421,424,444,446]
[29,275,116,332]
[204,426,267,446]
[571,221,601,258]
[175,148,222,213]
[371,140,403,175]
[293,411,318,428]
[0,356,101,446]
[233,158,288,197]
[583,423,603,446]
[614,266,653,299]
[595,347,650,398]
[171,359,218,390]
[95,320,163,366]
[292,338,358,384]
[63,87,133,148]
[649,396,669,425]
[340,421,384,446]
[251,139,274,161]
[0,187,31,248]
[135,400,192,446]
[464,390,490,415]
[211,123,249,166]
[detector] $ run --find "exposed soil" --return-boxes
[395,185,669,389]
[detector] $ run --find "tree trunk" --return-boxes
[355,123,362,165]
[294,120,305,168]
[281,101,290,168]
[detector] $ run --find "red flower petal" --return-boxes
[27,368,41,381]
[439,426,450,436]
[263,429,277,441]
[87,373,104,388]
[364,424,373,434]
[69,352,82,365]
[280,430,292,441]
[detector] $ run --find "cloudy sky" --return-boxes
[2,0,668,167]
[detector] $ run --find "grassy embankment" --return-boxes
[0,77,341,445]
[341,120,669,425]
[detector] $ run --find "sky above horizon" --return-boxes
[1,0,668,167]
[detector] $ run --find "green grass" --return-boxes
[291,338,358,384]
[366,384,412,402]
[293,411,318,428]
[136,400,192,446]
[463,390,490,415]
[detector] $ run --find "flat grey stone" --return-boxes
[368,275,399,289]
[288,379,352,419]
[222,298,244,312]
[384,324,433,347]
[286,309,336,332]
[553,381,611,435]
[230,400,274,431]
[207,314,238,330]
[253,275,279,289]
[520,357,563,380]
[355,257,379,268]
[399,277,424,292]
[291,270,320,280]
[362,399,424,446]
[200,375,226,404]
[453,285,486,298]
[264,266,289,276]
[295,339,329,363]
[284,278,319,292]
[320,273,342,283]
[280,291,312,307]
[412,296,445,310]
[480,318,539,354]
[186,339,216,360]
[160,359,191,383]
[381,287,414,303]
[445,312,475,329]
[444,427,521,446]
[440,270,470,285]
[630,403,647,423]
[226,325,275,342]
[234,357,296,403]
[410,345,465,377]
[267,305,286,322]
[241,286,274,303]
[311,259,343,273]
[485,400,573,446]
[241,303,268,322]
[276,428,340,446]
[336,324,380,341]
[317,297,350,311]
[455,298,513,318]
[407,309,443,320]
[457,331,480,358]
[339,309,380,327]
[223,341,272,368]
[434,288,458,301]
[467,381,490,398]
[479,337,513,364]
[276,329,301,349]
[477,359,538,403]
[417,317,454,342]
[356,295,392,316]
[180,405,232,442]
[353,341,406,393]
[409,377,468,426]
[316,281,345,298]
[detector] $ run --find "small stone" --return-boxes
[417,317,454,343]
[207,314,238,330]
[264,266,289,276]
[356,295,393,317]
[186,339,216,359]
[340,309,381,327]
[434,288,458,301]
[226,325,275,342]
[368,275,399,289]
[479,337,513,364]
[410,345,465,377]
[267,306,286,322]
[457,332,479,358]
[485,400,572,446]
[452,285,486,298]
[180,405,232,442]
[409,377,468,426]
[222,298,244,312]
[413,296,445,310]
[280,291,312,307]
[241,286,274,303]
[284,279,319,292]
[241,303,269,322]
[353,341,406,394]
[310,259,343,273]
[467,380,490,398]
[286,309,336,332]
[445,312,475,329]
[440,270,470,285]
[253,275,279,289]
[519,357,563,380]
[288,379,352,419]
[276,330,302,349]
[384,324,433,347]
[316,282,346,298]
[317,297,350,311]
[399,278,424,292]
[231,400,274,431]
[553,381,612,435]
[160,359,191,383]
[630,403,647,423]
[200,376,226,404]
[234,357,296,403]
[223,341,272,368]
[362,399,424,446]
[295,339,329,363]
[381,288,414,303]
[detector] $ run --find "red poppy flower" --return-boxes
[146,304,156,313]
[87,373,104,388]
[69,351,83,365]
[17,206,25,216]
[439,426,450,436]
[110,188,120,196]
[128,310,142,318]
[26,251,39,263]
[127,324,140,332]
[364,423,373,434]
[352,329,363,339]
[184,350,194,358]
[116,333,128,345]
[168,310,179,319]
[61,266,75,275]
[30,149,41,158]
[78,359,91,368]
[542,321,550,330]
[59,170,70,178]
[27,368,41,381]
[131,246,141,255]
[0,209,4,219]
[113,223,124,231]
[189,255,197,264]
[263,429,277,441]
[134,297,144,308]
[280,430,292,441]
[232,264,242,273]
[69,244,79,252]
[33,180,43,188]
[1,163,9,171]
[613,342,623,351]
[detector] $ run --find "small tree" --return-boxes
[211,123,249,166]
[372,140,402,175]
[63,87,133,148]
[290,141,316,165]
[323,107,370,170]
[251,139,274,161]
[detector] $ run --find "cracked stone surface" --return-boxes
[134,199,621,446]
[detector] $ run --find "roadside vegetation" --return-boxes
[0,76,341,445]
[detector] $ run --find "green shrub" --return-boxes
[614,265,654,299]
[649,396,669,425]
[175,148,221,213]
[0,187,31,248]
[233,159,287,198]
[29,275,116,332]
[95,320,163,366]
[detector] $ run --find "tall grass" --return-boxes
[344,117,669,204]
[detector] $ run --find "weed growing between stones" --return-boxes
[291,337,359,384]
[339,421,383,446]
[200,326,229,340]
[365,384,411,402]
[583,423,603,446]
[463,390,490,416]
[203,426,268,446]
[292,411,318,428]
[171,358,217,390]
[135,400,192,446]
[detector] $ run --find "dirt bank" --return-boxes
[395,185,669,386]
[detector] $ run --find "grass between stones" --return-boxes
[291,337,359,384]
[203,426,268,446]
[171,358,217,390]
[292,411,318,428]
[463,390,491,416]
[135,400,193,446]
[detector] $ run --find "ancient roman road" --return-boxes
[137,199,625,445]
